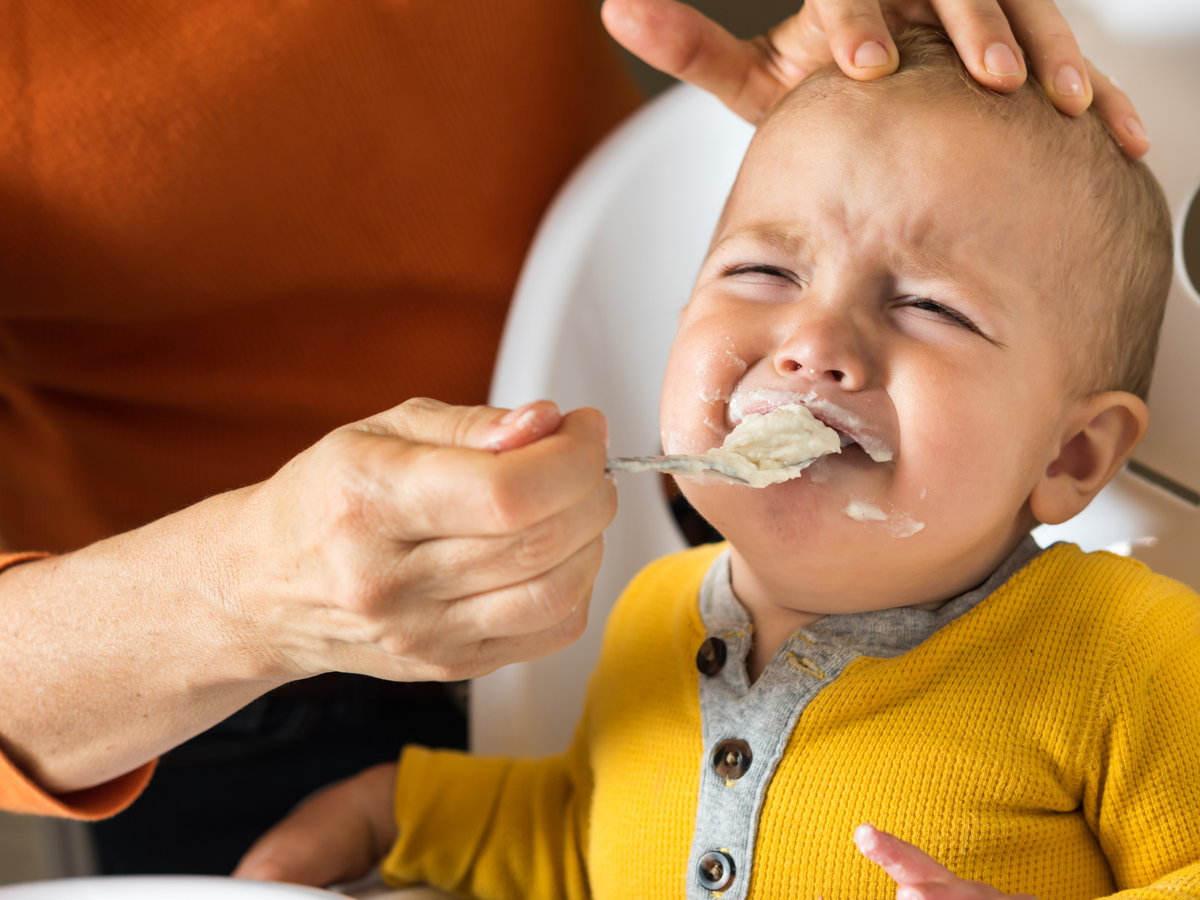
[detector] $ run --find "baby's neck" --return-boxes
[744,604,824,682]
[730,554,953,684]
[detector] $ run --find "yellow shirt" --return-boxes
[382,542,1200,900]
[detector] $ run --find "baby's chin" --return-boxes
[681,448,885,525]
[687,477,938,610]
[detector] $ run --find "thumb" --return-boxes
[854,823,955,886]
[360,398,564,452]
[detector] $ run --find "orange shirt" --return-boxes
[0,0,641,816]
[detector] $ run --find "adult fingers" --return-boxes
[800,0,899,83]
[401,475,617,602]
[441,534,605,645]
[601,0,795,123]
[1085,58,1150,159]
[362,397,565,452]
[997,0,1091,116]
[930,0,1026,93]
[338,537,602,682]
[468,568,597,676]
[350,405,610,541]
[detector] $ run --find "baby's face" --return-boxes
[662,90,1084,613]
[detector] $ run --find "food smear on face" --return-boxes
[844,499,888,522]
[728,387,894,462]
[702,403,843,487]
[844,497,925,538]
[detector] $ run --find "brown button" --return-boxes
[712,739,752,782]
[696,637,727,676]
[697,849,736,892]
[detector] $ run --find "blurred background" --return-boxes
[2,0,1198,887]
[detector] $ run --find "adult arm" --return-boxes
[0,399,615,801]
[602,0,1149,159]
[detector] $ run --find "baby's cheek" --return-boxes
[661,334,748,454]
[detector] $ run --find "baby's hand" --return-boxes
[854,823,1039,900]
[234,762,398,886]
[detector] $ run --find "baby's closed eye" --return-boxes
[900,296,986,336]
[722,263,804,287]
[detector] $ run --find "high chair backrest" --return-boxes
[475,3,1200,757]
[475,85,753,756]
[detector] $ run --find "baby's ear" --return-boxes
[1029,392,1149,526]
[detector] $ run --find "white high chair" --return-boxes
[474,0,1200,758]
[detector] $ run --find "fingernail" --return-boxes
[1124,115,1148,143]
[1054,65,1085,97]
[853,823,879,850]
[896,888,925,900]
[499,402,535,426]
[853,41,890,69]
[983,43,1020,77]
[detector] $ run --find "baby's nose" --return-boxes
[773,318,870,390]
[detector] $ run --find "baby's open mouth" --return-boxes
[728,387,894,464]
[608,405,841,487]
[609,391,893,487]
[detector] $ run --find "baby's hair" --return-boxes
[781,26,1174,400]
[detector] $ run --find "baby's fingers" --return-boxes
[1085,58,1150,159]
[854,823,955,886]
[854,824,1036,900]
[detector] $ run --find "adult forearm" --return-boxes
[0,399,615,798]
[0,487,287,795]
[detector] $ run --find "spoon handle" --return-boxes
[606,455,752,485]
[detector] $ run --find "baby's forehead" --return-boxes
[715,30,1171,404]
[735,100,1056,254]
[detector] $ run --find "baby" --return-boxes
[247,27,1200,900]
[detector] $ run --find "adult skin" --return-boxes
[602,0,1150,158]
[236,0,1150,886]
[0,399,614,794]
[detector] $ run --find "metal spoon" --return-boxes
[609,453,822,490]
[606,454,753,485]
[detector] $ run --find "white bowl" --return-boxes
[0,876,338,899]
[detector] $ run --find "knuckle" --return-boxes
[972,9,1014,35]
[330,569,387,618]
[513,518,566,573]
[563,602,590,642]
[428,659,476,682]
[482,480,538,534]
[599,481,619,525]
[444,404,492,447]
[830,9,885,30]
[522,571,576,630]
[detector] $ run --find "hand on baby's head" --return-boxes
[659,26,1170,620]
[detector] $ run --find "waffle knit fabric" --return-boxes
[382,541,1200,900]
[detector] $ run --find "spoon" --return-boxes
[606,454,819,486]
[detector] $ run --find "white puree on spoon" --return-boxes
[696,404,842,488]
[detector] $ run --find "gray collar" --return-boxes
[700,534,1043,660]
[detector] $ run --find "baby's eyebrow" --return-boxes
[709,229,811,259]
